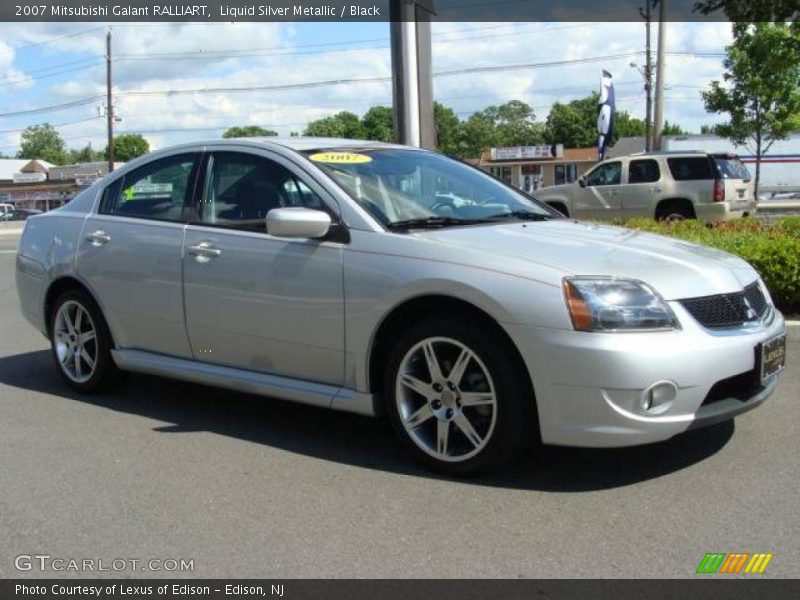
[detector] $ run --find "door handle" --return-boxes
[85,230,110,246]
[650,187,662,193]
[187,241,222,261]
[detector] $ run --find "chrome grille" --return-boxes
[680,282,768,329]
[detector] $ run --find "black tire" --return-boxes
[547,202,569,217]
[656,202,695,222]
[384,317,535,475]
[49,289,121,393]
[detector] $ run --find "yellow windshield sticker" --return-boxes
[309,152,372,164]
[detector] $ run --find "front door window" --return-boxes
[585,162,622,187]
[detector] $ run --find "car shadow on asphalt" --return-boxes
[0,349,735,492]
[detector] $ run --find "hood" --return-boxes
[418,220,758,300]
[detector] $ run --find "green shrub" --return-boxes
[620,218,800,315]
[774,216,800,236]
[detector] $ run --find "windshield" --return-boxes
[713,155,751,181]
[304,148,554,227]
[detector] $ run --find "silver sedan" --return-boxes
[15,138,787,474]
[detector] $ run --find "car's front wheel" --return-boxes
[49,290,120,393]
[384,318,534,474]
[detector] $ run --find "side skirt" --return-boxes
[111,349,377,417]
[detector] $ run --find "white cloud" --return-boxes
[0,20,734,154]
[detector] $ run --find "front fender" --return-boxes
[343,234,569,391]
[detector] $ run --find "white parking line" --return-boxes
[0,229,23,236]
[0,250,17,254]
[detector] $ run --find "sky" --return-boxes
[0,20,734,157]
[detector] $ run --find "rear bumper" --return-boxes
[695,200,756,223]
[505,306,785,448]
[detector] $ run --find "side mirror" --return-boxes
[266,207,331,239]
[578,176,587,188]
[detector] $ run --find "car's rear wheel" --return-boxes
[50,290,120,393]
[384,318,534,475]
[656,201,695,222]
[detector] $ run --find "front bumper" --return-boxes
[505,304,785,448]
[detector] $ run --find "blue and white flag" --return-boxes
[597,70,615,160]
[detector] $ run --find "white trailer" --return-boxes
[663,134,800,199]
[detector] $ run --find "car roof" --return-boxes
[627,150,741,158]
[208,137,409,152]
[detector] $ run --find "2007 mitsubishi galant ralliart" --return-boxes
[16,138,787,474]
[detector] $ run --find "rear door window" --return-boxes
[101,153,199,221]
[667,157,714,181]
[628,159,660,184]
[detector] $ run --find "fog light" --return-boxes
[640,381,677,414]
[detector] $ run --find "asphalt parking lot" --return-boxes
[0,229,798,579]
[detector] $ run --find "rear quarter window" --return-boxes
[713,156,751,180]
[667,157,714,181]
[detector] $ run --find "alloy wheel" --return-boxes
[53,300,98,384]
[395,337,497,462]
[664,212,686,223]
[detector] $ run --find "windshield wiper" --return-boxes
[486,210,554,221]
[386,216,492,230]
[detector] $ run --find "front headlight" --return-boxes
[563,277,680,332]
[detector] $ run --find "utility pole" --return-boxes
[652,0,667,150]
[106,29,115,173]
[641,0,653,152]
[390,0,436,149]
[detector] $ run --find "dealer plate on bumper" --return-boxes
[760,334,786,383]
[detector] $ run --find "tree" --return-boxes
[361,106,394,142]
[545,94,599,148]
[480,100,544,147]
[456,113,498,159]
[615,112,647,139]
[433,102,462,156]
[661,121,688,136]
[694,1,799,34]
[105,133,150,162]
[17,123,67,164]
[222,125,278,138]
[546,92,682,149]
[700,124,724,135]
[304,111,366,139]
[702,22,800,199]
[67,143,102,164]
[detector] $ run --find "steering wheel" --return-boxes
[430,198,456,213]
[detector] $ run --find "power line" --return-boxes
[0,56,101,82]
[2,47,719,119]
[0,116,101,134]
[114,36,389,61]
[112,23,598,62]
[0,61,104,89]
[0,91,696,153]
[8,26,107,51]
[0,95,104,118]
